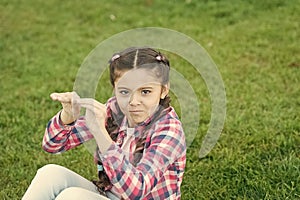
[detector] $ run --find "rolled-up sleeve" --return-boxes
[42,111,94,154]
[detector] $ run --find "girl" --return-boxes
[22,47,186,200]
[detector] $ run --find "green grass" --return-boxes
[1,0,299,199]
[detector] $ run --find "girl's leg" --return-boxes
[22,164,106,200]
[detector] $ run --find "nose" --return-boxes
[129,91,140,106]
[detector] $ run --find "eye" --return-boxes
[141,89,151,95]
[119,90,129,95]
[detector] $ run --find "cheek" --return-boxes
[116,96,129,111]
[148,92,162,104]
[142,96,161,110]
[144,98,159,106]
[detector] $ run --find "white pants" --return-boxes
[22,164,117,200]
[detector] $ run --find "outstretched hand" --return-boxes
[50,92,81,125]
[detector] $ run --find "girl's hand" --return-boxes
[77,98,107,133]
[78,98,113,153]
[50,92,81,125]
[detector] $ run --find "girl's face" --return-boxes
[114,68,169,127]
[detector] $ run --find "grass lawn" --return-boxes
[1,0,299,199]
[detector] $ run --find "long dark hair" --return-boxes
[93,47,171,194]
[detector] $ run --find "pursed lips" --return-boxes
[129,110,143,113]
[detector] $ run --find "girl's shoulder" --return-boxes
[160,106,181,123]
[144,106,186,149]
[152,106,183,134]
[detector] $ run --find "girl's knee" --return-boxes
[37,164,65,174]
[35,164,68,181]
[55,187,96,200]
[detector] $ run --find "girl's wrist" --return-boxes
[60,110,76,125]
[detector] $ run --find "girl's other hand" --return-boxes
[50,92,81,125]
[78,98,113,153]
[78,98,107,133]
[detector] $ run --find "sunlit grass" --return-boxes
[0,0,299,199]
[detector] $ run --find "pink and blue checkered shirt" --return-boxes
[43,97,186,199]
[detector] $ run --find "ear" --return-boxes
[161,83,170,99]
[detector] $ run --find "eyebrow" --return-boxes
[140,86,153,90]
[116,86,154,90]
[117,86,129,90]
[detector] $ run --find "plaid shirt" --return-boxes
[43,97,186,200]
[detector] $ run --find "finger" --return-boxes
[78,98,105,106]
[78,98,106,110]
[50,92,70,103]
[50,93,60,101]
[50,92,78,103]
[72,92,81,102]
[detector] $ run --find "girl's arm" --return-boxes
[42,92,94,153]
[42,111,94,153]
[43,94,117,154]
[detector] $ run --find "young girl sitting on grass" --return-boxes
[22,47,186,200]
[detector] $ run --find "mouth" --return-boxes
[129,110,143,114]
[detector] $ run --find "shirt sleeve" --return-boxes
[42,111,94,154]
[100,118,186,199]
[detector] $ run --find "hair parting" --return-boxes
[133,49,139,68]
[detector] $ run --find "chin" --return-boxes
[132,117,145,125]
